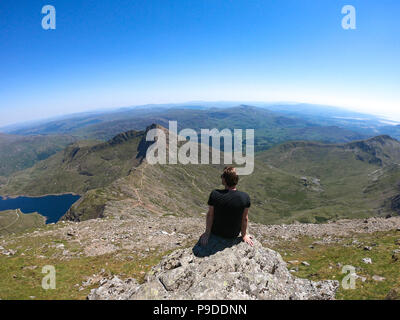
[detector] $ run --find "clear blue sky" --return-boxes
[0,0,399,126]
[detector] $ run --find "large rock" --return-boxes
[88,238,339,300]
[87,276,139,300]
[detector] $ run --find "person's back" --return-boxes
[208,189,250,238]
[193,166,253,257]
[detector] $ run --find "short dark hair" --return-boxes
[221,166,239,187]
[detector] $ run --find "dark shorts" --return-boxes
[192,233,243,257]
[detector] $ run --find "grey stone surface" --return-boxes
[88,238,339,300]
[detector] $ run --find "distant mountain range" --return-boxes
[2,102,399,139]
[2,120,400,225]
[1,103,393,179]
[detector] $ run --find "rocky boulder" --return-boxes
[87,276,140,300]
[88,238,339,300]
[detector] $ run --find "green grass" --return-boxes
[0,232,177,300]
[2,225,398,300]
[270,230,400,300]
[0,210,46,236]
[248,137,400,224]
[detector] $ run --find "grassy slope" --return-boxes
[0,210,46,236]
[64,161,225,221]
[252,137,400,223]
[0,222,398,300]
[66,152,397,225]
[119,136,400,225]
[0,133,77,177]
[0,222,175,299]
[270,230,400,300]
[0,133,143,196]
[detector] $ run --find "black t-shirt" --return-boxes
[207,189,251,239]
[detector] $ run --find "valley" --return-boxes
[1,104,400,301]
[0,133,76,177]
[2,114,400,227]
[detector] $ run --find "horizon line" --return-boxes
[0,100,398,130]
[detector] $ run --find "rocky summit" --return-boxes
[88,238,339,300]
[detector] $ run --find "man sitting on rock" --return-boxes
[193,166,254,257]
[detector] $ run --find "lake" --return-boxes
[0,194,81,224]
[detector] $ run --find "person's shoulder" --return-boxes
[208,189,225,205]
[238,190,250,197]
[237,190,251,207]
[212,189,226,195]
[237,190,250,200]
[209,189,229,200]
[209,189,222,199]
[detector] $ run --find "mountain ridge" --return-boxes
[0,133,77,177]
[2,124,400,225]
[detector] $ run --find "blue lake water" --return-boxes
[0,194,80,224]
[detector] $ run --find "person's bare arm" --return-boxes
[200,206,214,246]
[241,208,253,246]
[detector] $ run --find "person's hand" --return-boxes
[200,232,210,246]
[242,234,254,246]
